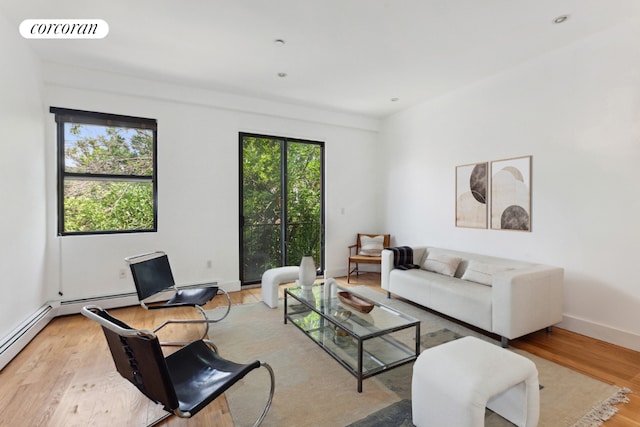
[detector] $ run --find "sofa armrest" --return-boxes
[381,249,394,291]
[492,266,564,340]
[381,246,427,292]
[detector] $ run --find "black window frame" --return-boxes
[51,107,158,236]
[238,132,326,284]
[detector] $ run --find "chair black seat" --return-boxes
[126,252,232,346]
[150,286,218,309]
[167,340,260,415]
[82,305,275,426]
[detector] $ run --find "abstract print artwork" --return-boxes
[456,162,488,229]
[491,156,531,231]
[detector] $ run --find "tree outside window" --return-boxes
[51,108,157,235]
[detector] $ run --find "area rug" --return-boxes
[206,286,630,427]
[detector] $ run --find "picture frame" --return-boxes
[490,156,531,231]
[455,162,488,229]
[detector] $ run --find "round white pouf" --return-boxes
[412,336,540,427]
[261,266,300,309]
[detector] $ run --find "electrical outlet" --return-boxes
[206,260,212,269]
[119,268,126,279]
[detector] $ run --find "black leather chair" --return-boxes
[82,305,275,427]
[126,251,231,345]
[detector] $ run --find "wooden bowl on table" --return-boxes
[338,291,375,313]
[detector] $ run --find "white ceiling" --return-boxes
[1,0,638,118]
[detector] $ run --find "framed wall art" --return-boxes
[490,156,531,231]
[455,162,488,229]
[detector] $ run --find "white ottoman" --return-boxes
[412,336,539,427]
[261,266,299,308]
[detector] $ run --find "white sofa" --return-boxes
[381,246,564,346]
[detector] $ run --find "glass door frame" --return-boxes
[238,132,325,285]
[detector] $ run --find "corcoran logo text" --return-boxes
[20,19,109,39]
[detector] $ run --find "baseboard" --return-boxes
[324,268,347,279]
[0,304,56,371]
[559,314,640,352]
[215,279,241,293]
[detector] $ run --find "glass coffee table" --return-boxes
[284,284,420,392]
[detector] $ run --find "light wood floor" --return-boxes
[1,273,638,426]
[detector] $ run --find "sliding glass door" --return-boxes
[239,133,324,285]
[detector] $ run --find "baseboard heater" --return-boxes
[59,291,139,305]
[57,291,142,316]
[0,304,54,370]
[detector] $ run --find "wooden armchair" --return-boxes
[347,233,390,283]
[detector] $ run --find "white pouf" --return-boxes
[261,266,299,308]
[412,336,540,427]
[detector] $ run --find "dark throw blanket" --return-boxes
[387,246,421,270]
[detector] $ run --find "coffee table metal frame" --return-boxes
[284,284,420,392]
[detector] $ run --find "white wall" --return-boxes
[43,64,381,301]
[0,14,48,339]
[380,20,640,350]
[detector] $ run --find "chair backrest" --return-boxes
[128,252,176,300]
[81,305,180,411]
[356,233,390,249]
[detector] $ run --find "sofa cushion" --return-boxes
[359,235,385,256]
[422,252,462,277]
[428,276,493,331]
[461,260,510,286]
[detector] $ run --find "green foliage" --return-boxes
[286,142,322,260]
[63,124,154,233]
[242,137,282,226]
[64,182,153,232]
[242,136,322,280]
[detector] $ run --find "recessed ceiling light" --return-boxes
[391,97,400,102]
[278,72,287,78]
[552,15,569,24]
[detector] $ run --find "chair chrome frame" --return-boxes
[125,251,232,346]
[82,305,275,427]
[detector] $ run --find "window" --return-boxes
[51,107,157,235]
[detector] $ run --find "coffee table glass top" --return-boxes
[286,284,419,338]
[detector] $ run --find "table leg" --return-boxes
[284,291,288,324]
[357,338,363,393]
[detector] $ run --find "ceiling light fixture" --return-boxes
[391,97,400,102]
[274,39,286,45]
[278,72,287,78]
[552,15,569,24]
